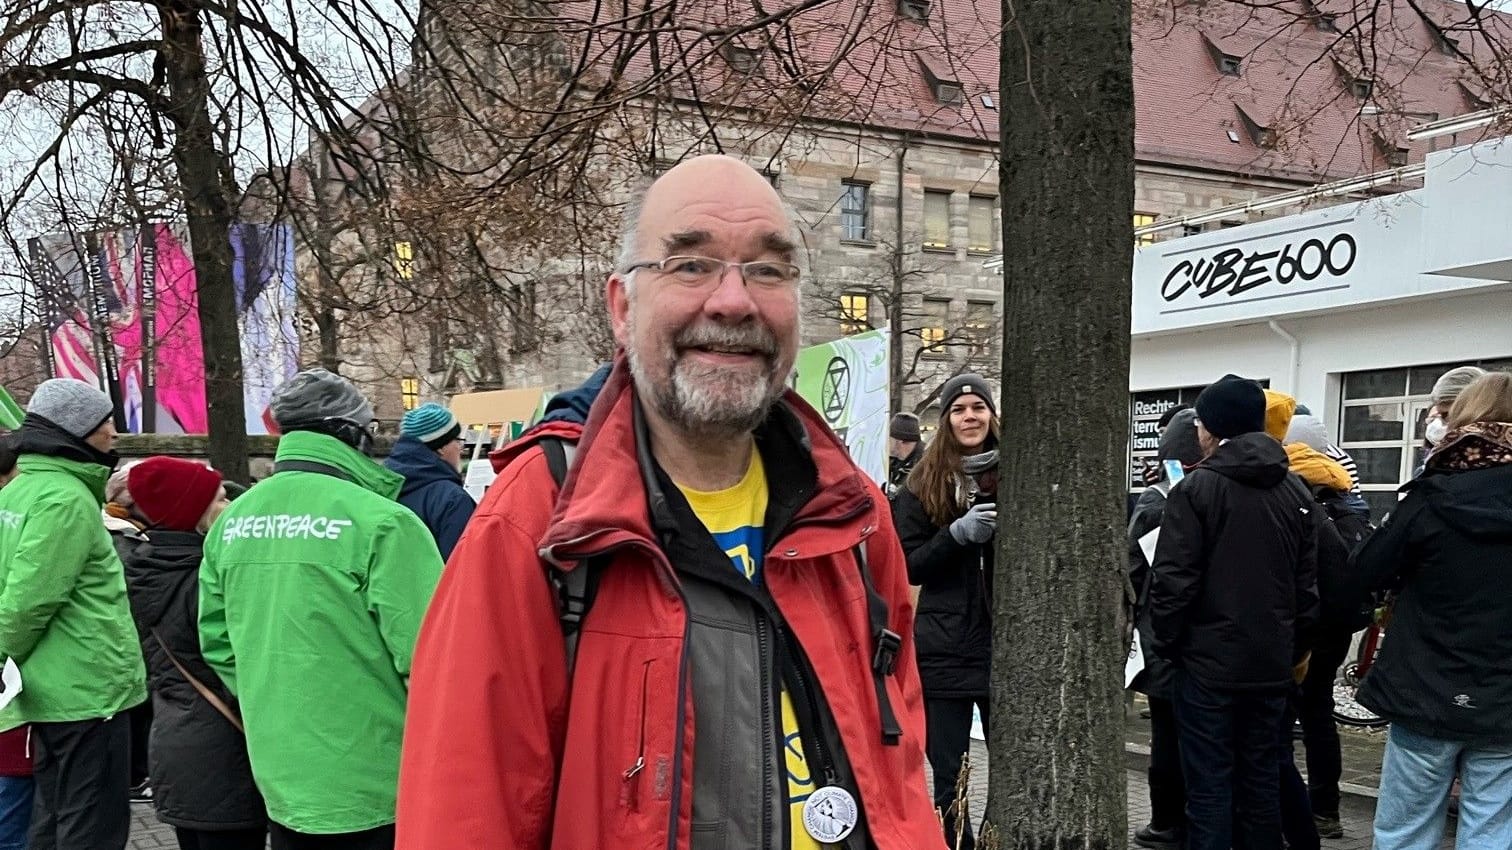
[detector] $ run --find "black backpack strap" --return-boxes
[540,438,598,676]
[273,459,355,484]
[854,543,903,746]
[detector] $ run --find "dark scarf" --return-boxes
[1426,421,1512,472]
[15,414,120,471]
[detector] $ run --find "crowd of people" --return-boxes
[0,154,1507,850]
[1126,366,1512,850]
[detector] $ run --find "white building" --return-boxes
[1129,135,1512,518]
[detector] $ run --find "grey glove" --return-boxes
[949,503,997,545]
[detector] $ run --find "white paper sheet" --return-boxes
[0,659,21,712]
[1124,630,1146,688]
[1138,527,1161,568]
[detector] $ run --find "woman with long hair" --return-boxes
[1352,371,1512,850]
[891,374,999,850]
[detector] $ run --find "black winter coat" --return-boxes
[892,487,992,699]
[123,530,266,831]
[1148,434,1320,691]
[1352,463,1512,746]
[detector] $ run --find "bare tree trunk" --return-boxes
[158,0,251,483]
[985,0,1134,844]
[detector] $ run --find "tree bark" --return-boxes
[158,0,251,484]
[986,0,1133,845]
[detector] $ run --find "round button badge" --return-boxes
[802,785,858,844]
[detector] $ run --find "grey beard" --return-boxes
[626,339,783,439]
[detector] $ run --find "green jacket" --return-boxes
[0,454,148,730]
[199,431,444,834]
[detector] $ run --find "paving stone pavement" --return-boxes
[128,738,1456,850]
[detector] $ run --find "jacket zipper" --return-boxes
[621,659,653,810]
[758,617,777,849]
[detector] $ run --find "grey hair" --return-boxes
[1431,365,1488,407]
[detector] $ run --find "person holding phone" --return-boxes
[892,374,999,850]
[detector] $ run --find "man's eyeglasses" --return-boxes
[621,255,801,290]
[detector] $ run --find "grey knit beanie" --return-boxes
[270,369,374,430]
[27,378,115,439]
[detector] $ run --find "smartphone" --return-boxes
[1163,459,1186,484]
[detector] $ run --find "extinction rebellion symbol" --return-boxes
[821,356,850,425]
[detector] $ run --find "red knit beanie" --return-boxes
[128,457,224,532]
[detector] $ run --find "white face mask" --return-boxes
[1425,417,1449,447]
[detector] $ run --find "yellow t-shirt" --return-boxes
[677,452,830,850]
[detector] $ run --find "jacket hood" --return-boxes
[1286,414,1331,452]
[1198,432,1291,488]
[538,354,876,566]
[1157,409,1204,470]
[14,445,113,504]
[385,436,461,495]
[1284,444,1353,492]
[14,414,119,476]
[1263,390,1297,442]
[1414,464,1512,541]
[535,362,611,428]
[274,429,403,500]
[123,530,204,631]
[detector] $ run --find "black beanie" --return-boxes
[1194,374,1267,439]
[940,374,997,416]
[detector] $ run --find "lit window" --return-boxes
[840,182,870,241]
[965,301,995,359]
[924,190,951,248]
[840,293,870,336]
[400,377,420,411]
[968,196,995,253]
[1134,213,1156,247]
[921,298,950,356]
[393,241,414,280]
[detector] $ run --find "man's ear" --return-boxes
[607,273,632,347]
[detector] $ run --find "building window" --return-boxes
[840,292,870,336]
[1133,213,1157,246]
[393,240,414,281]
[1181,224,1203,237]
[840,181,870,242]
[965,300,995,360]
[921,297,950,357]
[400,377,420,411]
[967,196,995,253]
[1338,358,1512,520]
[923,190,952,249]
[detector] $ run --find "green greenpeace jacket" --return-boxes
[199,431,445,834]
[0,452,148,730]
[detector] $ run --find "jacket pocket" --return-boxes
[619,659,654,812]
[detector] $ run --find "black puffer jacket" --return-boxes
[1148,433,1320,691]
[123,531,266,830]
[1353,463,1512,746]
[892,487,992,699]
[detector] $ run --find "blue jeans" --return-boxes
[1375,724,1512,850]
[1173,672,1287,850]
[0,776,34,850]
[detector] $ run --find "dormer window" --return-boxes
[1373,132,1410,167]
[1299,0,1338,31]
[1235,103,1275,148]
[1203,33,1243,76]
[1350,77,1374,99]
[721,43,760,73]
[898,0,931,20]
[918,55,963,105]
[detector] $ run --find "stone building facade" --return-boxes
[285,0,1498,424]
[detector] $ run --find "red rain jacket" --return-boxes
[396,362,942,849]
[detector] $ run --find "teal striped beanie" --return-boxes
[402,403,461,448]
